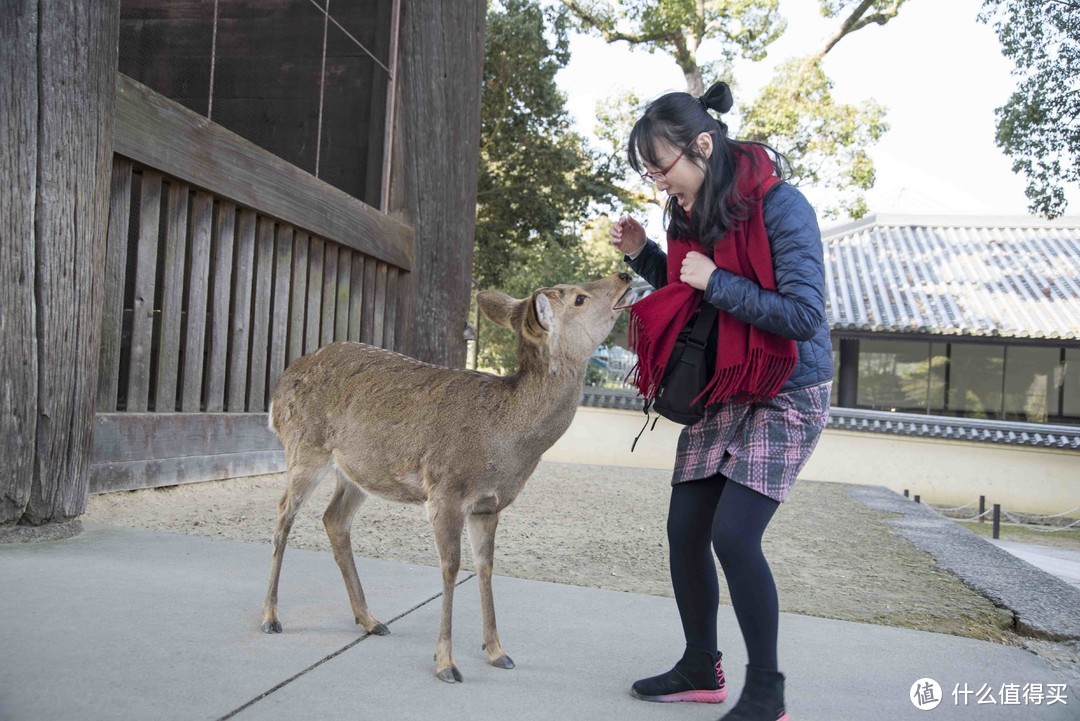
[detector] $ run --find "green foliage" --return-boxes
[475,0,630,372]
[979,0,1079,218]
[564,0,785,93]
[565,0,905,219]
[740,57,887,219]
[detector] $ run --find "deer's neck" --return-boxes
[507,345,587,443]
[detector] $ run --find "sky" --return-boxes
[554,0,1079,234]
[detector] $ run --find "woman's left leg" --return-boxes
[712,478,789,720]
[712,478,781,671]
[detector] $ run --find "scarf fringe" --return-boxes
[627,311,665,402]
[631,310,797,408]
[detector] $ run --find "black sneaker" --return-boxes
[630,647,727,703]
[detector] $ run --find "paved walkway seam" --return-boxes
[217,572,477,720]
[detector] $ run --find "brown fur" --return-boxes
[261,273,632,683]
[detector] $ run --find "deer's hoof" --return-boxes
[490,654,515,670]
[261,620,283,634]
[368,622,391,636]
[436,665,463,683]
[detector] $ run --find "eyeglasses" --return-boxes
[638,131,715,185]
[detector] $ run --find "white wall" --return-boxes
[543,407,1080,515]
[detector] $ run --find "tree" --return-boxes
[979,0,1079,218]
[475,0,631,372]
[564,0,909,218]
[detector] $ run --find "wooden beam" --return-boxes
[113,73,415,273]
[389,0,484,366]
[4,0,122,525]
[1,0,39,524]
[89,412,284,493]
[90,452,284,494]
[91,412,281,463]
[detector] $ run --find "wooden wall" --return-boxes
[3,1,486,508]
[89,76,415,493]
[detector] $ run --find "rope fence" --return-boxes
[903,490,1080,539]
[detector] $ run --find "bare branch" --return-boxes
[819,0,903,57]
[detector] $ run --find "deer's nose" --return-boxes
[618,272,631,282]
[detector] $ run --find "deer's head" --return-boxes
[477,273,634,375]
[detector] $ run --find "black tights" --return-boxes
[667,474,780,671]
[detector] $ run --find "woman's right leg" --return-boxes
[668,476,726,653]
[630,476,727,703]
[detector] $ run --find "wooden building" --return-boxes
[2,0,487,531]
[822,214,1080,427]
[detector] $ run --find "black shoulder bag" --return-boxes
[651,301,718,425]
[632,301,718,451]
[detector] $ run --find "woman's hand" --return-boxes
[680,251,717,290]
[610,215,647,256]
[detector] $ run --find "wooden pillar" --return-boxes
[388,0,486,367]
[0,0,120,532]
[838,337,860,408]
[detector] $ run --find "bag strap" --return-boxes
[631,298,718,453]
[686,299,718,350]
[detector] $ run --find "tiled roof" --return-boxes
[580,387,643,411]
[827,408,1080,451]
[821,215,1080,340]
[576,393,1080,450]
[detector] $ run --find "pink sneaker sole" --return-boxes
[631,687,728,703]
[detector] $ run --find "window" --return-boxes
[1003,347,1061,423]
[835,338,1078,426]
[118,0,396,209]
[1062,349,1080,424]
[927,342,949,414]
[945,344,1004,419]
[856,339,931,412]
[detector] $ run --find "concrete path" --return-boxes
[990,540,1080,589]
[1,525,1076,721]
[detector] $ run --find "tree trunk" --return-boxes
[388,0,486,368]
[0,0,119,529]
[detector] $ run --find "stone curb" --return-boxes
[849,485,1080,642]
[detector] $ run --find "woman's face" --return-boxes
[646,132,714,214]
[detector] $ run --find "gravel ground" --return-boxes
[85,460,1025,648]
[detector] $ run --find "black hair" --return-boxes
[627,81,790,248]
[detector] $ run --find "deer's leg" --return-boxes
[430,503,466,683]
[323,476,389,636]
[467,511,514,669]
[261,456,330,633]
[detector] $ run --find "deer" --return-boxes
[261,272,633,683]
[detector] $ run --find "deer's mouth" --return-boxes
[613,286,636,311]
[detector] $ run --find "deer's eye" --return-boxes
[575,294,587,306]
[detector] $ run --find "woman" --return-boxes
[610,81,832,721]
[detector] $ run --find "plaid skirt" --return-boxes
[672,381,832,503]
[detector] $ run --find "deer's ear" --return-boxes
[477,290,518,329]
[531,292,553,332]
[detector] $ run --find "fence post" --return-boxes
[979,495,986,524]
[914,495,920,504]
[992,504,1001,540]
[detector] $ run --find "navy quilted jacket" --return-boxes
[625,182,833,392]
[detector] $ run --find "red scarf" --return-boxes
[628,145,797,407]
